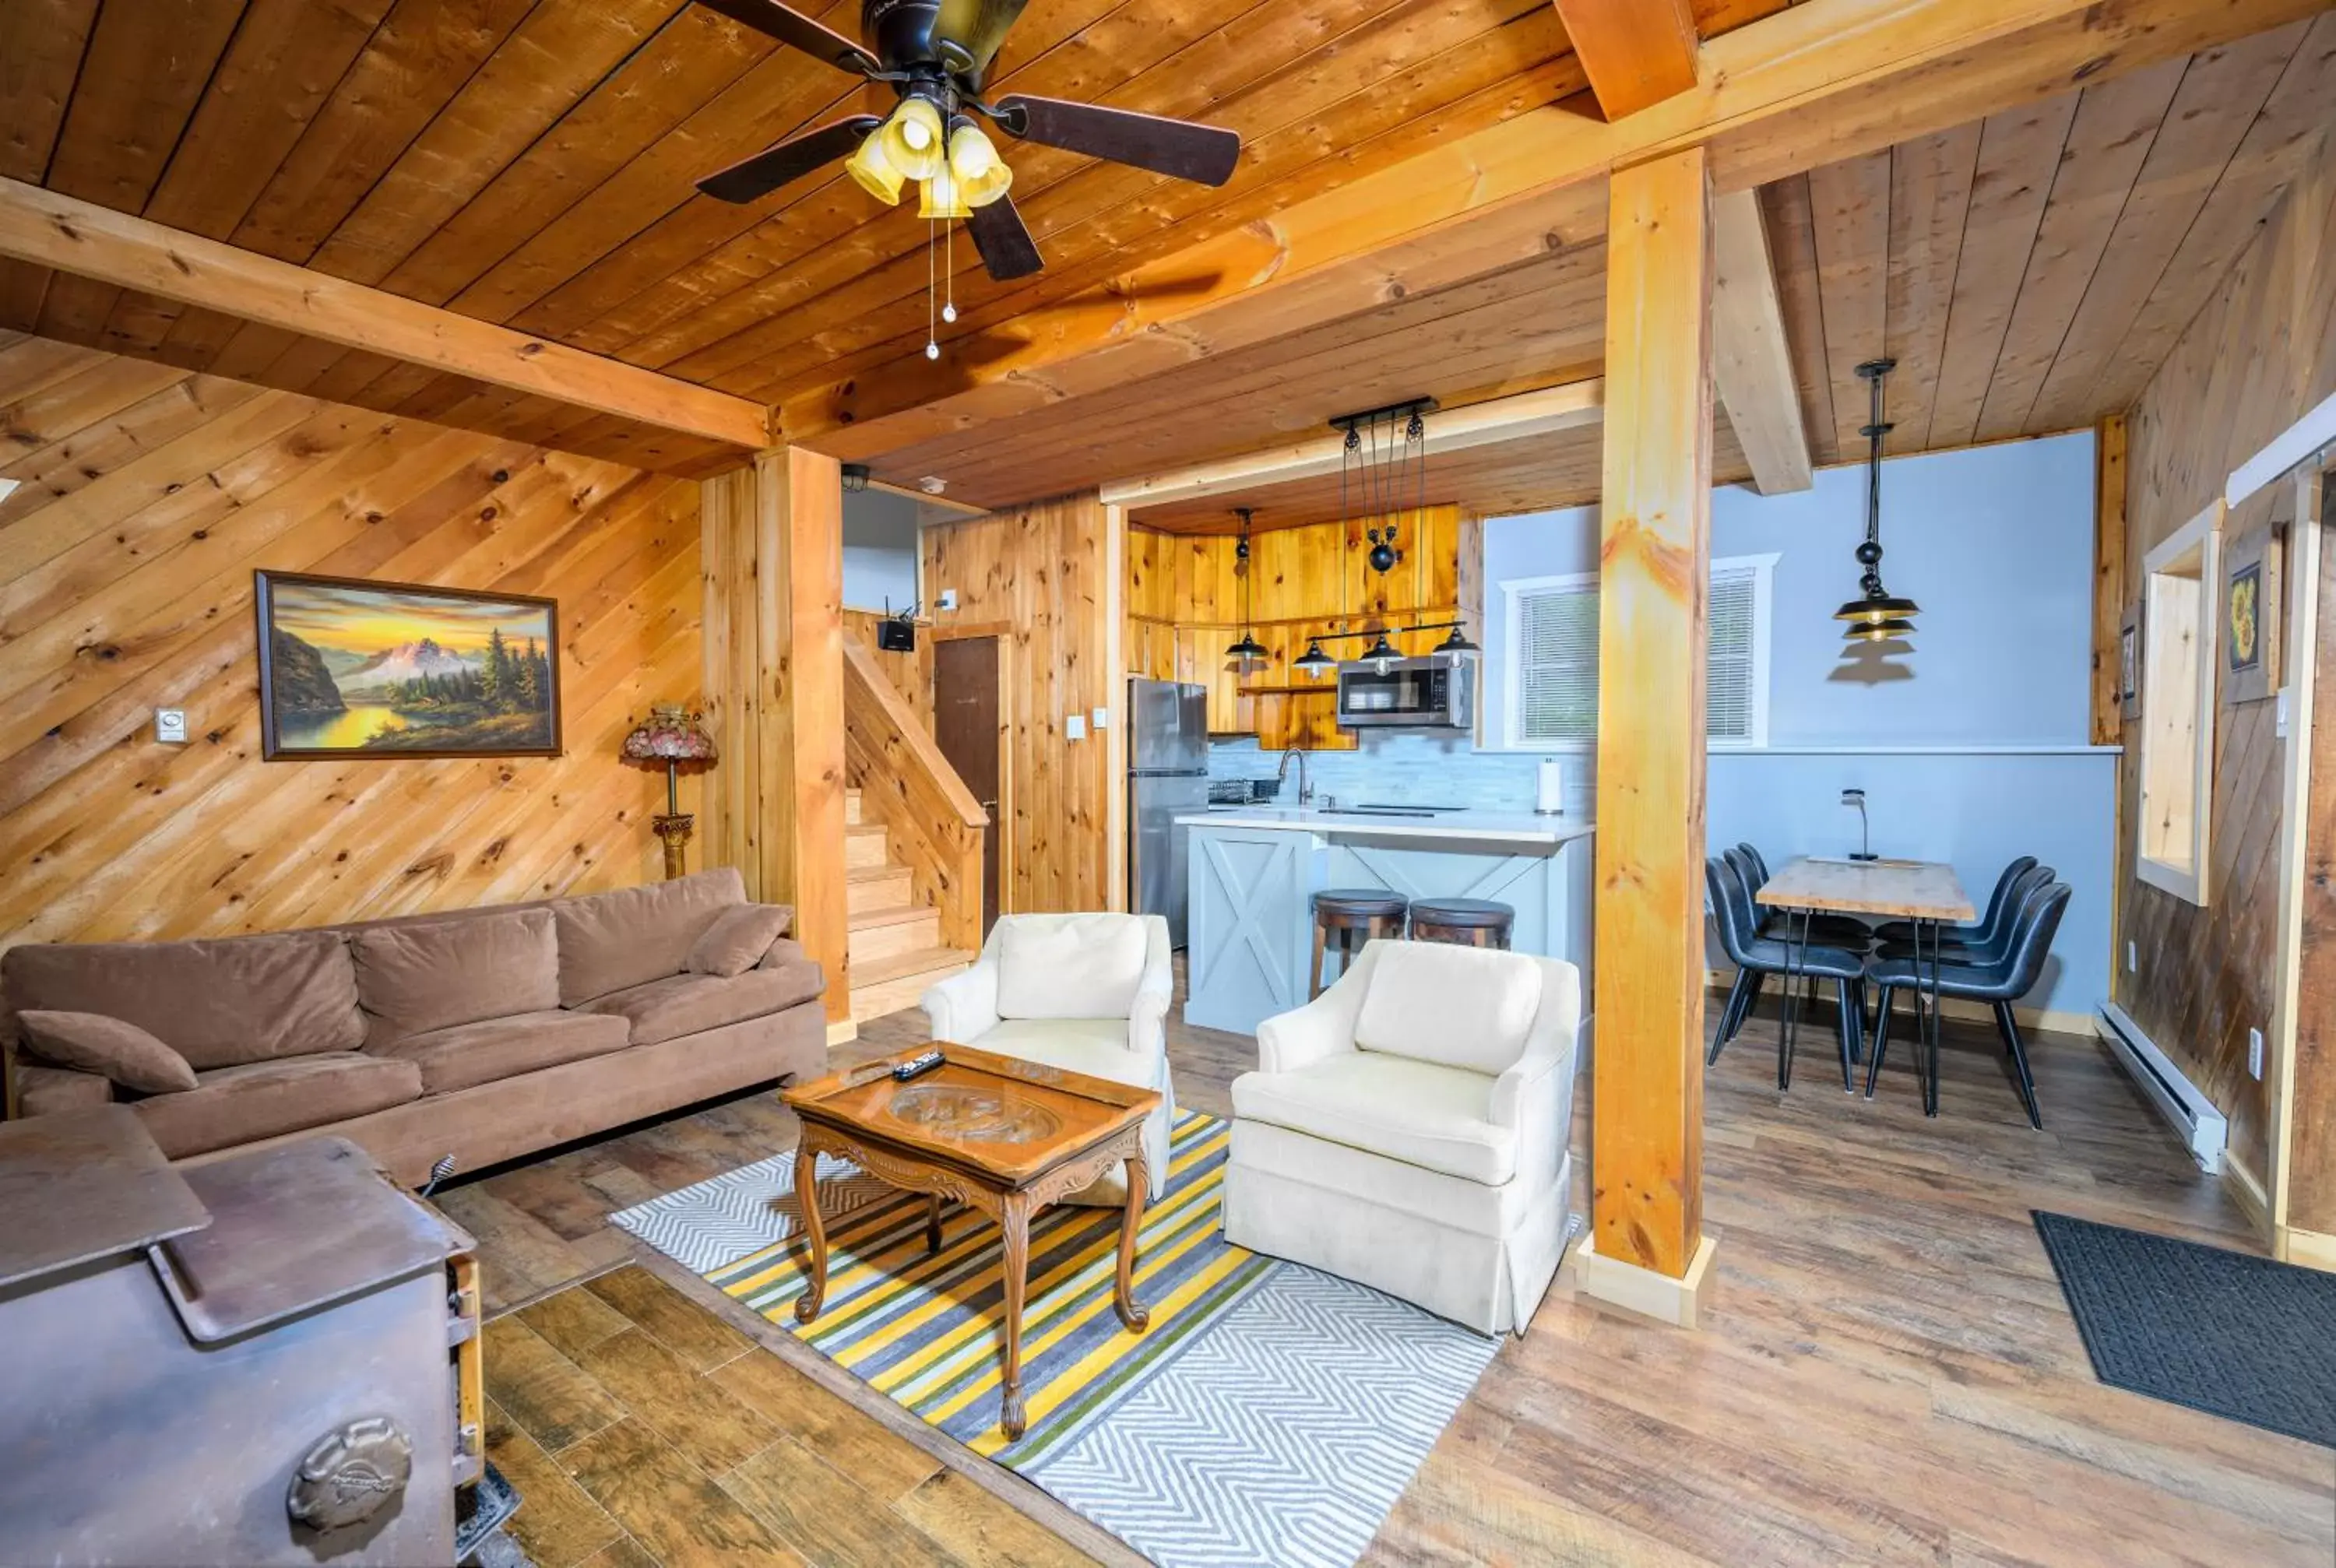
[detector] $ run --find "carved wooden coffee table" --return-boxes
[781,1044,1160,1439]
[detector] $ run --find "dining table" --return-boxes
[1757,856,1975,1115]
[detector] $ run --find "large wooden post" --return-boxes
[702,450,852,1036]
[1579,146,1718,1326]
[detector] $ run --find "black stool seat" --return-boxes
[1314,889,1408,921]
[1408,898,1511,927]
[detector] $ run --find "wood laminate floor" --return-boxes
[442,981,2336,1567]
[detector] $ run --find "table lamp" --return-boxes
[621,704,718,879]
[1842,788,1877,862]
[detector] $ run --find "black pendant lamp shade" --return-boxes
[1224,508,1268,666]
[1437,624,1479,663]
[1293,641,1335,678]
[1364,632,1401,671]
[1835,359,1919,640]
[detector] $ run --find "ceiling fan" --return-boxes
[691,1,1242,283]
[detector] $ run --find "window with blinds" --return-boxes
[1501,554,1774,748]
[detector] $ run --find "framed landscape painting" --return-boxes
[255,571,562,760]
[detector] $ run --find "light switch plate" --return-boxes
[1065,714,1086,740]
[2249,1027,2264,1081]
[937,589,959,610]
[1090,705,1110,730]
[2126,940,2137,974]
[154,708,189,744]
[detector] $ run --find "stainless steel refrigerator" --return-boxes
[1128,677,1209,947]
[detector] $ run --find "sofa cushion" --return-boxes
[350,907,560,1049]
[19,1009,199,1093]
[375,1009,631,1095]
[972,1018,1163,1091]
[133,1053,424,1160]
[1230,1053,1515,1186]
[687,904,792,978]
[1353,942,1541,1076]
[994,915,1149,1021]
[552,868,746,1005]
[1,930,364,1071]
[582,962,822,1048]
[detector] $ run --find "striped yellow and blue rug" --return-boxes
[613,1109,1500,1568]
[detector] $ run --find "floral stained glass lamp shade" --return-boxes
[621,704,718,878]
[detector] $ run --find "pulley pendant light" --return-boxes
[1224,508,1268,666]
[1835,358,1920,643]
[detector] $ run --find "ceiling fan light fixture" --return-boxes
[881,97,948,181]
[947,120,1012,206]
[844,130,905,205]
[916,167,973,220]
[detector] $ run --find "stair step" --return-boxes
[846,863,913,913]
[845,787,863,827]
[845,822,889,870]
[850,945,976,1023]
[848,903,942,965]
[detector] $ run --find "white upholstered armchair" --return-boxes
[920,912,1175,1203]
[1225,939,1581,1335]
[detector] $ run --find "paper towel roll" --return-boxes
[1536,757,1564,815]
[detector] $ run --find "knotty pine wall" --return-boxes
[2118,143,2336,1210]
[920,493,1124,915]
[0,333,702,955]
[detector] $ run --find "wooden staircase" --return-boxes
[844,786,976,1021]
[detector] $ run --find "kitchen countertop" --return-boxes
[1181,805,1595,847]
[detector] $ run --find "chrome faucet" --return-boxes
[1277,747,1313,806]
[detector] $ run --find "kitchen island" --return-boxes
[1179,806,1595,1035]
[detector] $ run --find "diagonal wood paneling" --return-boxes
[0,331,705,956]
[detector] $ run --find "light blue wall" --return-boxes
[843,488,920,613]
[1208,432,2116,1016]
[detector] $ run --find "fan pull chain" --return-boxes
[924,217,939,360]
[943,220,957,324]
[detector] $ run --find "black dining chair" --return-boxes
[1871,856,2038,951]
[1872,864,2053,965]
[1706,856,1868,1092]
[1865,880,2070,1128]
[1726,845,1873,949]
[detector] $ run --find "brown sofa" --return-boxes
[0,869,826,1186]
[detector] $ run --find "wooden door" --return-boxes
[935,636,1002,933]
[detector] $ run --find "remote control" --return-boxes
[892,1049,945,1082]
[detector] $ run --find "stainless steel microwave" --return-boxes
[1335,656,1476,730]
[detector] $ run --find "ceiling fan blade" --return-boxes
[693,0,878,76]
[991,95,1240,187]
[966,194,1043,281]
[936,0,1031,86]
[698,114,883,203]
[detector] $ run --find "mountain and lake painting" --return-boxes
[255,571,561,758]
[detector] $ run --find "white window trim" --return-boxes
[1498,553,1778,752]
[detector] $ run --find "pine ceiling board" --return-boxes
[301,0,691,288]
[688,1,1574,396]
[1921,93,2077,449]
[1805,149,1891,459]
[2088,12,2336,415]
[1880,123,1979,456]
[1969,57,2186,443]
[2021,25,2304,434]
[372,3,776,308]
[0,260,53,337]
[0,0,100,182]
[1760,174,1838,467]
[563,0,1300,359]
[99,291,195,360]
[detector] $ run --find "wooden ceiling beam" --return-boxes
[787,0,2325,464]
[1550,0,1702,121]
[1100,381,1607,515]
[1709,187,1814,494]
[0,177,773,453]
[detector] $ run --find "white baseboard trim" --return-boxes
[2095,1003,2229,1173]
[1568,1232,1718,1329]
[2284,1226,2336,1272]
[825,1018,860,1047]
[1701,969,2091,1036]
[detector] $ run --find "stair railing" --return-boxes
[841,637,988,951]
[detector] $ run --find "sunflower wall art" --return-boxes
[2221,524,2281,707]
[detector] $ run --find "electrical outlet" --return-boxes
[2127,940,2137,974]
[937,589,959,611]
[1065,713,1086,741]
[154,708,188,744]
[2249,1028,2264,1081]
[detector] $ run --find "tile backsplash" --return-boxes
[1206,735,1594,816]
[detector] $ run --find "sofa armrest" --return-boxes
[1255,942,1381,1074]
[13,1059,117,1117]
[1490,958,1581,1130]
[1128,915,1174,1062]
[923,953,1001,1043]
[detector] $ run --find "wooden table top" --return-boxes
[782,1043,1158,1189]
[1756,856,1975,921]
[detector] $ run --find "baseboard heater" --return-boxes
[2096,1003,2228,1172]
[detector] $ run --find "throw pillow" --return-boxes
[18,1009,199,1094]
[994,915,1150,1020]
[688,904,793,978]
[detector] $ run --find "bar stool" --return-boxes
[1409,897,1514,950]
[1311,889,1407,997]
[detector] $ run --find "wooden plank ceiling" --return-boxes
[1099,14,2336,531]
[0,0,1791,477]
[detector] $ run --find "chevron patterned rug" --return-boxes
[611,1109,1499,1568]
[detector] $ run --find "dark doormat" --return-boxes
[2032,1211,2336,1448]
